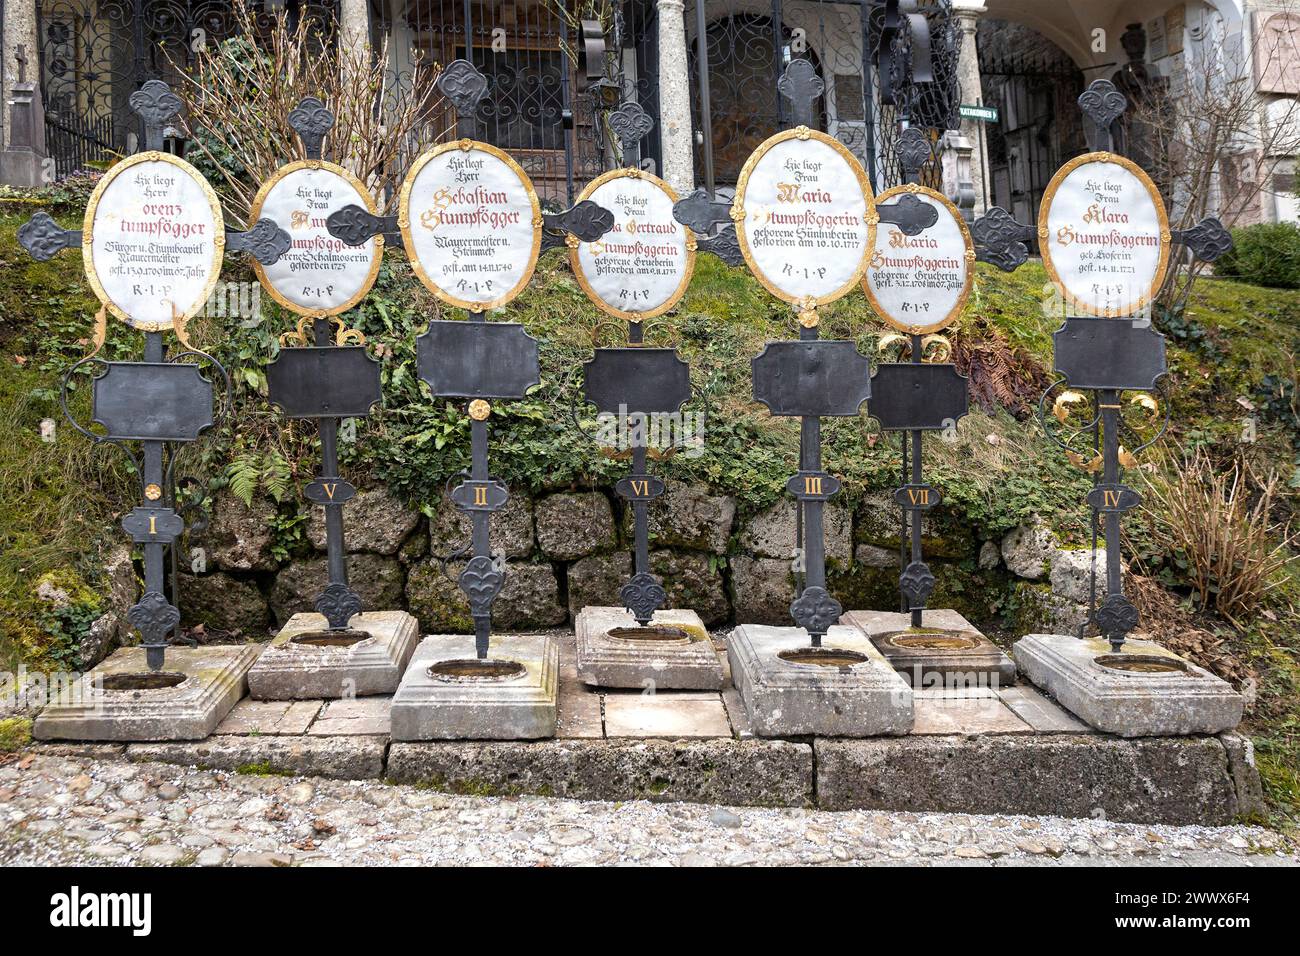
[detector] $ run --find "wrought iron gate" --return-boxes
[687,0,959,195]
[37,0,339,179]
[393,0,660,206]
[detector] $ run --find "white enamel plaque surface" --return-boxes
[573,172,691,319]
[1041,155,1169,317]
[736,131,872,304]
[864,189,971,333]
[253,164,379,315]
[402,144,540,310]
[85,154,222,329]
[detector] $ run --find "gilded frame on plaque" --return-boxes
[397,139,543,312]
[81,150,226,332]
[1038,151,1172,318]
[569,167,696,322]
[860,183,975,335]
[732,125,877,309]
[248,158,384,318]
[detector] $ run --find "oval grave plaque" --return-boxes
[250,160,382,316]
[570,169,694,321]
[733,127,875,309]
[1039,152,1171,317]
[83,151,224,330]
[862,185,974,334]
[399,140,542,311]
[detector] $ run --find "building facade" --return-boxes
[2,0,1296,227]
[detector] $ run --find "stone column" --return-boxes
[657,0,696,193]
[2,0,40,146]
[952,1,988,215]
[340,0,372,67]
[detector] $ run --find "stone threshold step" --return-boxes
[108,730,1266,826]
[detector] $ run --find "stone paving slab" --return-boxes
[216,699,322,736]
[308,697,392,737]
[997,686,1095,734]
[911,697,1033,736]
[603,695,732,738]
[556,684,603,739]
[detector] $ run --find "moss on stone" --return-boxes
[234,761,294,777]
[0,718,33,753]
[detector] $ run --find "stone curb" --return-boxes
[72,728,1267,826]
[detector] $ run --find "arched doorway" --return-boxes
[689,14,826,187]
[977,18,1086,231]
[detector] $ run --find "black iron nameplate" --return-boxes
[92,362,215,442]
[895,484,942,511]
[615,475,666,501]
[787,471,841,501]
[751,341,872,418]
[266,346,382,419]
[1053,317,1167,391]
[1087,483,1142,513]
[451,479,509,512]
[304,478,357,505]
[122,506,184,544]
[870,363,970,432]
[417,321,540,399]
[583,348,691,415]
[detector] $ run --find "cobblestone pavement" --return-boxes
[0,753,1294,867]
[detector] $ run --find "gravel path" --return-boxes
[1,752,1294,867]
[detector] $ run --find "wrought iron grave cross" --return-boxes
[327,60,613,659]
[17,81,291,670]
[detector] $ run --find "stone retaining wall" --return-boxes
[160,484,1116,649]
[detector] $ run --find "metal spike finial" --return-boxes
[897,127,931,184]
[608,100,654,166]
[288,96,335,160]
[128,79,183,151]
[777,58,825,130]
[1078,79,1128,153]
[437,59,491,137]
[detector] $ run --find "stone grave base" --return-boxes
[390,634,558,741]
[247,610,418,700]
[575,606,724,690]
[841,609,1016,688]
[1012,634,1244,737]
[727,624,913,738]
[32,645,259,742]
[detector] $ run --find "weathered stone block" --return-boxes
[727,624,913,737]
[386,738,813,806]
[428,489,534,560]
[390,634,558,741]
[247,611,418,699]
[32,645,259,742]
[405,560,565,633]
[566,552,631,620]
[1000,516,1054,579]
[575,606,724,690]
[649,549,730,626]
[306,486,420,555]
[127,735,386,779]
[741,500,851,563]
[1013,634,1244,737]
[1049,547,1112,604]
[729,555,795,625]
[179,571,271,634]
[840,608,1015,687]
[629,482,736,554]
[815,734,1249,825]
[269,554,403,626]
[535,492,616,559]
[207,491,278,572]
